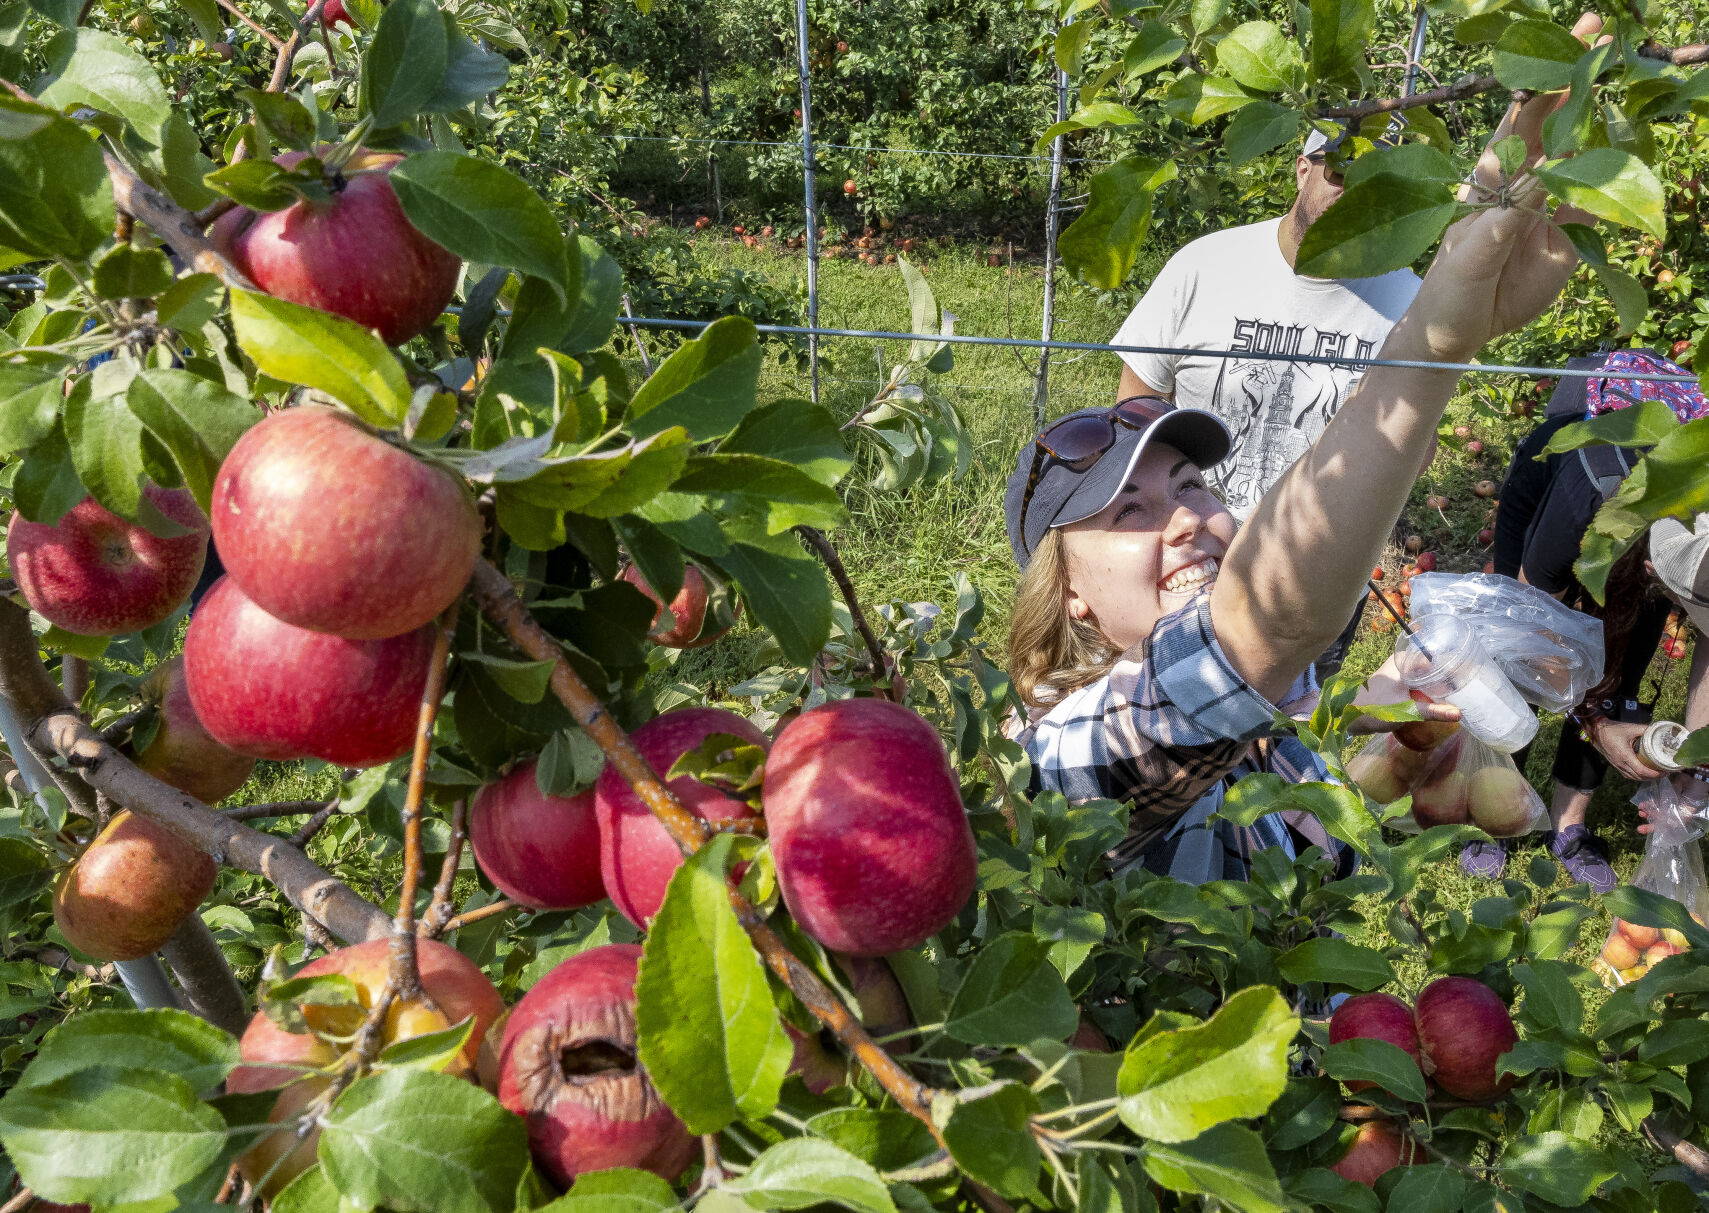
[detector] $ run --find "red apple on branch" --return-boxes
[1330,1120,1419,1186]
[230,939,503,1196]
[470,760,606,910]
[619,563,738,649]
[595,706,767,926]
[7,487,208,636]
[184,576,435,767]
[497,944,695,1186]
[787,954,911,1092]
[765,698,977,956]
[318,0,351,25]
[132,656,257,804]
[211,406,480,640]
[1414,976,1517,1101]
[210,150,460,345]
[1328,992,1424,1092]
[53,810,217,962]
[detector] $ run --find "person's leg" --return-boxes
[1550,782,1593,831]
[1547,734,1616,892]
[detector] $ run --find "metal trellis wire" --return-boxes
[590,131,1114,166]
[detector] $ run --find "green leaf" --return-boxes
[0,1067,227,1206]
[1308,0,1373,83]
[359,0,448,129]
[727,1139,897,1213]
[1224,101,1301,168]
[716,536,831,666]
[1282,1168,1379,1213]
[1215,21,1302,93]
[1591,263,1649,336]
[537,1168,679,1213]
[1274,938,1394,991]
[806,1108,939,1173]
[1341,143,1459,193]
[458,652,556,704]
[1164,73,1257,125]
[1059,156,1177,289]
[0,108,115,259]
[19,1009,238,1095]
[91,245,175,300]
[63,385,150,523]
[376,1015,476,1073]
[1295,173,1457,278]
[391,153,565,300]
[0,837,52,911]
[1054,19,1092,74]
[13,420,89,525]
[626,316,762,442]
[36,28,172,141]
[272,1165,343,1213]
[636,832,792,1134]
[1141,1122,1287,1212]
[1639,1018,1709,1068]
[1117,986,1298,1142]
[672,453,847,535]
[203,159,304,212]
[1124,20,1186,78]
[1497,1132,1617,1205]
[941,1082,1042,1201]
[126,369,260,512]
[1533,149,1666,239]
[230,289,412,422]
[718,399,851,489]
[1383,1165,1468,1210]
[944,933,1078,1046]
[1512,960,1583,1032]
[240,88,318,151]
[318,1069,528,1213]
[1604,885,1709,951]
[0,364,65,457]
[1492,19,1585,92]
[426,18,511,113]
[1319,1038,1427,1102]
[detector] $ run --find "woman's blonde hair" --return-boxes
[1007,527,1120,711]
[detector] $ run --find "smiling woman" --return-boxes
[1002,89,1589,885]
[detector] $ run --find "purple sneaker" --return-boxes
[1460,839,1507,880]
[1550,825,1615,894]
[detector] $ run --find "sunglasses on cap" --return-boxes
[1015,395,1173,547]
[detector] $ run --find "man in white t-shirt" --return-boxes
[1112,127,1423,521]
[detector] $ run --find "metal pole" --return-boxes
[794,0,820,404]
[1390,3,1429,140]
[0,693,180,1010]
[1034,59,1069,432]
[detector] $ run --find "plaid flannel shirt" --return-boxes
[1017,592,1331,885]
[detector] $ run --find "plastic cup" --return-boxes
[1638,721,1689,773]
[1394,614,1538,753]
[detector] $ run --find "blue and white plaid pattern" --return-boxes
[1019,593,1330,884]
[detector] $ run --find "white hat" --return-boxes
[1652,513,1709,632]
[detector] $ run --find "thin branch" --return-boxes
[0,1188,34,1213]
[103,150,257,290]
[1643,1118,1709,1182]
[435,897,515,934]
[159,913,250,1036]
[214,0,285,46]
[1637,41,1708,66]
[418,798,468,938]
[288,802,340,847]
[61,655,88,707]
[193,196,240,230]
[1315,74,1499,119]
[29,945,115,982]
[98,707,147,747]
[470,561,943,1131]
[0,598,389,944]
[223,799,335,822]
[793,526,892,691]
[388,615,454,1002]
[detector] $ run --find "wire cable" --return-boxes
[590,130,1114,166]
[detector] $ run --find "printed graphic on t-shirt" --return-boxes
[1204,319,1376,512]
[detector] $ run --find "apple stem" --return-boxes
[0,1186,36,1213]
[387,610,456,1002]
[212,0,284,48]
[432,897,514,936]
[793,526,893,695]
[0,596,392,945]
[417,797,469,938]
[469,560,968,1153]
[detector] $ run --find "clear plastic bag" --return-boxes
[1404,730,1548,836]
[1408,572,1606,712]
[1594,779,1709,989]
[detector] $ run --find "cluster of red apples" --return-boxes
[1327,977,1519,1186]
[1595,917,1692,985]
[1347,695,1536,835]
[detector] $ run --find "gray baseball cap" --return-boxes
[1004,400,1232,568]
[1651,513,1709,608]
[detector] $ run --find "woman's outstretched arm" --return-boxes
[1210,90,1590,701]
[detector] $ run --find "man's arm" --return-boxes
[1118,363,1172,402]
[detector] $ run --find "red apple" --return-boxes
[210,150,460,345]
[1394,690,1458,753]
[1478,528,1494,545]
[595,707,767,926]
[1330,1121,1419,1187]
[1411,768,1469,829]
[1467,440,1484,455]
[1620,920,1661,948]
[1466,765,1535,837]
[787,954,911,1093]
[843,179,858,195]
[1371,566,1385,580]
[470,760,605,910]
[1414,976,1517,1102]
[1601,934,1640,969]
[1348,738,1430,804]
[497,944,694,1186]
[835,39,848,51]
[132,656,257,804]
[1414,551,1436,573]
[7,487,209,636]
[1483,560,1496,574]
[619,563,737,649]
[765,698,977,957]
[1328,993,1423,1092]
[211,406,479,640]
[184,576,435,767]
[319,0,351,25]
[210,39,235,59]
[230,939,504,1196]
[1452,425,1471,439]
[53,810,217,962]
[1474,480,1497,498]
[1643,941,1679,965]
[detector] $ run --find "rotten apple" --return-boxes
[7,487,209,637]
